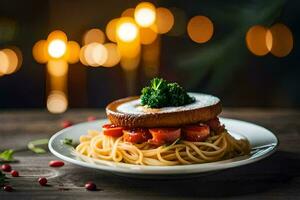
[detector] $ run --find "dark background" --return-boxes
[0,0,299,109]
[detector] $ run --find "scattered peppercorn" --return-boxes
[10,170,19,177]
[1,164,12,172]
[85,182,96,191]
[61,120,73,128]
[38,177,47,186]
[49,160,64,167]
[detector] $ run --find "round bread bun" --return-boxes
[106,93,222,128]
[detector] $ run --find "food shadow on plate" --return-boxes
[72,151,300,198]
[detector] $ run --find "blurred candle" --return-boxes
[187,15,214,43]
[134,2,156,28]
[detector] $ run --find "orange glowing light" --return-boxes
[106,18,119,42]
[154,7,174,34]
[79,45,89,66]
[84,43,108,67]
[268,23,293,57]
[187,15,214,43]
[47,90,68,114]
[134,2,156,28]
[0,48,21,75]
[246,25,269,56]
[140,27,157,45]
[48,39,67,58]
[122,8,135,17]
[116,17,139,43]
[47,30,68,42]
[65,41,80,64]
[47,59,68,77]
[103,43,121,67]
[33,40,49,64]
[83,28,105,45]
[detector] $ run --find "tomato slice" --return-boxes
[102,124,124,137]
[182,124,210,142]
[148,128,181,146]
[123,128,151,144]
[206,117,225,133]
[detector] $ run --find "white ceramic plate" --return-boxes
[49,118,278,178]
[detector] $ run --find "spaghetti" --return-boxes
[75,129,250,166]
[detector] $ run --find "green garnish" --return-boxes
[141,78,195,108]
[0,149,14,161]
[61,138,74,147]
[27,139,49,154]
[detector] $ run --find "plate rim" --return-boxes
[48,117,278,175]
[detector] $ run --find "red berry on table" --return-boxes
[38,177,47,186]
[3,185,13,192]
[10,170,19,177]
[49,160,64,167]
[87,116,96,121]
[85,182,96,191]
[1,164,12,172]
[61,120,73,128]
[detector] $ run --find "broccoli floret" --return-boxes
[140,78,195,108]
[168,83,195,106]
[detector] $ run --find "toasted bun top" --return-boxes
[106,93,222,128]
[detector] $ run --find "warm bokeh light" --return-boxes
[122,8,134,17]
[65,41,80,64]
[79,45,89,66]
[167,7,187,36]
[47,90,68,114]
[0,48,22,75]
[268,23,293,57]
[154,7,174,34]
[48,39,67,58]
[187,15,214,43]
[246,25,269,56]
[134,2,156,28]
[116,18,139,42]
[103,43,121,67]
[47,30,68,42]
[47,59,68,77]
[32,40,49,64]
[106,18,118,42]
[84,42,108,67]
[140,27,157,45]
[83,28,105,45]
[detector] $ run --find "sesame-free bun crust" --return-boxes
[106,93,222,128]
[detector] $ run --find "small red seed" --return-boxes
[3,185,13,192]
[85,182,96,191]
[61,120,73,128]
[49,160,64,167]
[38,177,47,186]
[10,170,19,177]
[1,164,12,172]
[87,116,96,121]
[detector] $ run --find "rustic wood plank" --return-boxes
[0,109,299,199]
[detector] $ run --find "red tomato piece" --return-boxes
[123,128,152,144]
[206,117,225,133]
[102,124,124,137]
[148,128,181,146]
[182,124,210,142]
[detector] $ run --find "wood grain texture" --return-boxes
[0,109,299,199]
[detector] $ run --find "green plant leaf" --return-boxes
[0,149,14,161]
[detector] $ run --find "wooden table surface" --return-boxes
[0,109,300,199]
